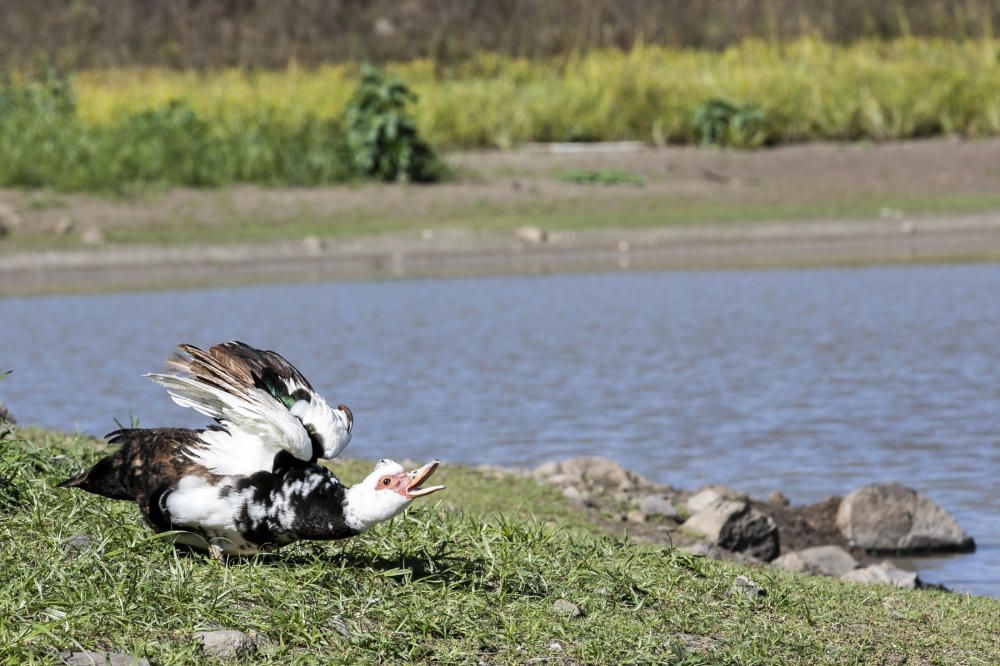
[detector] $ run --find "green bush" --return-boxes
[693,98,768,147]
[0,67,439,192]
[345,65,444,182]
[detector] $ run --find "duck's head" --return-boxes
[343,459,445,531]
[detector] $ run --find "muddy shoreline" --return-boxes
[4,212,1000,296]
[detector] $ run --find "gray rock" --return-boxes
[841,561,920,589]
[63,534,97,556]
[727,575,766,599]
[552,599,583,618]
[685,489,724,515]
[637,495,677,520]
[302,235,326,254]
[534,456,657,493]
[532,460,562,480]
[767,491,790,507]
[194,629,261,658]
[514,225,547,243]
[561,485,586,506]
[772,545,858,577]
[626,509,647,523]
[548,641,563,652]
[685,485,748,515]
[683,500,780,561]
[62,652,149,666]
[836,483,974,553]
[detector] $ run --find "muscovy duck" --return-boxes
[57,342,444,556]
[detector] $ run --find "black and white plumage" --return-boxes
[147,342,354,476]
[57,342,444,556]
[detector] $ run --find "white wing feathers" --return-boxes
[147,372,313,476]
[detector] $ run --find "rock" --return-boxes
[686,486,747,514]
[637,495,677,520]
[772,545,858,577]
[194,629,261,658]
[373,17,397,38]
[62,651,149,666]
[63,534,97,556]
[767,491,790,507]
[54,217,75,236]
[514,225,547,243]
[80,226,105,245]
[561,485,586,506]
[727,575,766,599]
[686,489,724,515]
[534,456,657,494]
[302,235,326,254]
[626,509,646,523]
[683,500,780,561]
[552,599,583,618]
[842,561,920,589]
[0,203,22,231]
[836,483,974,553]
[532,460,562,480]
[548,641,563,652]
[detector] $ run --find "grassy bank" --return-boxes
[2,429,998,664]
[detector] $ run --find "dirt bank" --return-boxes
[3,139,1000,296]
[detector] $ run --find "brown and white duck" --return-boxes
[57,341,444,557]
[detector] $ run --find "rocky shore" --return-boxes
[483,456,976,591]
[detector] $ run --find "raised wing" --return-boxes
[147,342,352,475]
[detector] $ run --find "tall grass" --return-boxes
[72,39,1000,150]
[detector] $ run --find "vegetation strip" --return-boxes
[4,39,1000,191]
[1,429,997,664]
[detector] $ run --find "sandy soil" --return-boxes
[2,138,1000,296]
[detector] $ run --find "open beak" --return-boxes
[403,460,445,498]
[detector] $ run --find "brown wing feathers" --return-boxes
[167,342,312,398]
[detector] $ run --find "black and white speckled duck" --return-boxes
[57,342,444,557]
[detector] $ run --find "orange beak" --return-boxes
[402,460,445,498]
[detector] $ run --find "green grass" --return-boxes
[2,429,998,664]
[554,169,645,187]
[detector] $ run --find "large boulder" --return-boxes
[683,500,779,561]
[841,561,921,589]
[836,483,974,554]
[772,545,858,577]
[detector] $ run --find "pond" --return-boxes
[1,264,997,596]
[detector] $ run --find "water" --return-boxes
[1,265,997,596]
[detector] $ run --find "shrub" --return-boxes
[344,65,444,182]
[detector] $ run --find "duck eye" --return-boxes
[381,477,391,486]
